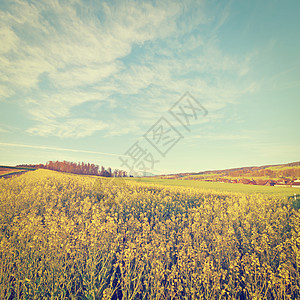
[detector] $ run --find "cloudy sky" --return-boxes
[0,0,299,174]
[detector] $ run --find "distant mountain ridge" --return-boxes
[158,161,300,177]
[155,162,300,187]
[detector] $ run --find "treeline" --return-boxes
[17,161,128,177]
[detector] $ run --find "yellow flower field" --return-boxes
[0,169,299,299]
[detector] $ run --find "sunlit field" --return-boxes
[1,170,299,299]
[128,177,300,198]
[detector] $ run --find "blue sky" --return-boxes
[0,0,299,174]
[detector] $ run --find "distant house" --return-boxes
[278,179,289,184]
[257,179,268,186]
[238,178,251,184]
[265,180,276,186]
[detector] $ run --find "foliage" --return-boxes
[289,194,300,210]
[0,170,299,299]
[17,161,127,177]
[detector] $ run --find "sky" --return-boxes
[0,0,299,175]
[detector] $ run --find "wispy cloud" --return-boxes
[0,142,124,157]
[0,127,8,133]
[26,118,108,138]
[0,0,257,138]
[192,133,251,141]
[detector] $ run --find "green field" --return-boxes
[127,177,300,197]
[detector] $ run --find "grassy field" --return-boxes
[127,177,300,198]
[0,169,300,299]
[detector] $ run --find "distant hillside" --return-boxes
[155,162,300,187]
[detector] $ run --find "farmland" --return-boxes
[0,169,299,299]
[128,177,300,198]
[154,162,300,188]
[0,166,33,178]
